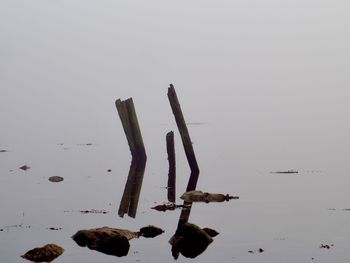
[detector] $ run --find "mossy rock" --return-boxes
[21,243,64,262]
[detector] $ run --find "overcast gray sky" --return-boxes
[1,0,349,155]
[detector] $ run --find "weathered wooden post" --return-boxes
[115,98,146,162]
[166,131,176,203]
[167,84,200,193]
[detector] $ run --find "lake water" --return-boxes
[1,0,350,262]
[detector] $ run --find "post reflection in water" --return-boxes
[169,171,218,260]
[118,157,146,218]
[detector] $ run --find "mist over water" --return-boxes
[1,1,350,262]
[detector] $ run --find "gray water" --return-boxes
[1,0,350,262]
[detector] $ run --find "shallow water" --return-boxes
[1,0,350,262]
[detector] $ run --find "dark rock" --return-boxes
[21,243,64,262]
[202,228,219,237]
[139,225,164,238]
[0,150,8,153]
[72,227,139,257]
[48,176,64,183]
[107,169,112,172]
[169,223,216,259]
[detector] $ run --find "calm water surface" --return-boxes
[1,1,350,262]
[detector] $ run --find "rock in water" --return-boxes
[21,244,64,262]
[139,225,164,238]
[169,223,216,259]
[19,165,30,171]
[202,227,219,237]
[48,176,64,183]
[72,227,139,257]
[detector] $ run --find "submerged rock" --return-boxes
[139,225,164,238]
[180,190,239,203]
[72,227,138,257]
[169,223,217,259]
[48,176,64,183]
[21,243,64,262]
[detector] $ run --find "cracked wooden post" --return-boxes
[166,131,176,203]
[167,84,199,176]
[115,98,146,162]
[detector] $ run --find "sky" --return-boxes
[1,0,350,157]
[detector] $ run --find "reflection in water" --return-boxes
[169,223,218,259]
[118,157,146,218]
[170,171,219,259]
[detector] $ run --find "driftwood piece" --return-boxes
[180,190,239,203]
[151,203,189,212]
[166,131,176,202]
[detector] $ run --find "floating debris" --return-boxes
[21,244,64,262]
[48,176,64,183]
[180,190,239,203]
[0,150,8,153]
[107,169,112,172]
[320,244,334,249]
[0,228,3,231]
[270,170,298,174]
[4,223,30,229]
[248,248,264,254]
[47,227,63,231]
[151,203,188,212]
[80,209,109,214]
[139,225,164,238]
[19,165,31,171]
